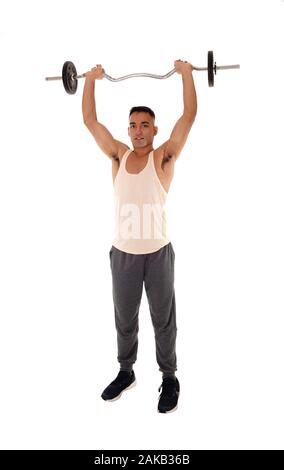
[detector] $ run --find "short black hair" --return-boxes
[129,106,155,119]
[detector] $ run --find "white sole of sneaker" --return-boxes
[105,380,137,402]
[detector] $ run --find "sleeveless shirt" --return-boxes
[112,149,170,254]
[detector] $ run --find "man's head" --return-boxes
[128,106,158,149]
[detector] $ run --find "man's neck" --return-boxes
[132,145,154,158]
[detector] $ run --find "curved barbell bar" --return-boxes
[45,51,240,93]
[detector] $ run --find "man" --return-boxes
[82,60,197,413]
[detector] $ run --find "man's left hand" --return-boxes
[174,60,193,74]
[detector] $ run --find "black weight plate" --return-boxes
[62,61,78,94]
[207,51,214,87]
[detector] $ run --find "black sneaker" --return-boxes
[101,370,136,401]
[158,377,180,413]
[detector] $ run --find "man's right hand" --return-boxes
[85,64,105,80]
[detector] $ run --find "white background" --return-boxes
[0,0,284,450]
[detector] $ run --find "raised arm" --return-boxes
[82,65,125,160]
[161,60,197,161]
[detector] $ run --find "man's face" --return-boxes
[128,112,158,149]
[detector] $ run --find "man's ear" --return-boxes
[154,126,158,135]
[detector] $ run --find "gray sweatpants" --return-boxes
[109,242,177,376]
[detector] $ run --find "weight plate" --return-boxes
[207,51,214,87]
[62,61,78,94]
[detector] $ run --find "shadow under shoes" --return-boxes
[158,377,180,413]
[101,370,136,401]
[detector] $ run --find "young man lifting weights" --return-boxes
[82,59,197,413]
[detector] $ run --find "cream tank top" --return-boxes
[112,149,170,254]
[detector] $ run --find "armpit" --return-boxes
[161,153,174,170]
[112,154,120,163]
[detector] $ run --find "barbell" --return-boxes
[45,50,240,94]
